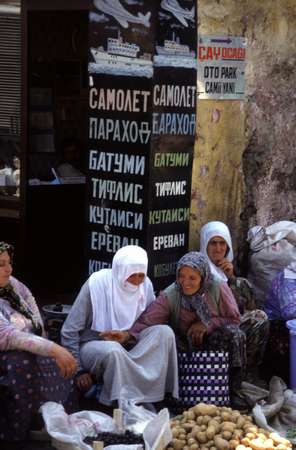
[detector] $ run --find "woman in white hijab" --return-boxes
[200,221,270,384]
[61,245,179,406]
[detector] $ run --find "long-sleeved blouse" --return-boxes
[130,281,241,339]
[0,276,53,356]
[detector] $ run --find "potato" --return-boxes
[197,416,204,426]
[236,446,248,450]
[232,430,243,440]
[231,411,241,422]
[190,444,199,450]
[269,433,291,447]
[173,438,187,450]
[187,438,197,446]
[194,403,218,416]
[206,425,216,440]
[263,438,275,450]
[208,420,221,433]
[246,433,257,440]
[221,422,236,433]
[179,433,187,441]
[229,439,240,449]
[172,428,180,438]
[187,410,196,420]
[249,437,267,450]
[196,431,207,444]
[214,436,230,450]
[221,431,232,441]
[275,445,290,450]
[184,423,195,432]
[220,412,232,422]
[202,415,212,425]
[236,417,246,429]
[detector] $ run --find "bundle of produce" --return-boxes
[168,403,292,450]
[84,430,144,447]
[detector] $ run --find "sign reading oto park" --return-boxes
[197,35,247,100]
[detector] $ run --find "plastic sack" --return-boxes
[247,221,296,308]
[40,401,118,450]
[252,376,296,443]
[119,398,157,435]
[143,409,172,450]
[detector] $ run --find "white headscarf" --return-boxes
[89,245,155,331]
[200,221,234,282]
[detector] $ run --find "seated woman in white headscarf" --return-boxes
[61,245,179,407]
[199,221,269,380]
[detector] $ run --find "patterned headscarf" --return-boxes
[0,241,42,335]
[0,242,14,259]
[176,251,211,327]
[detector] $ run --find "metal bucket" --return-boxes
[42,303,72,343]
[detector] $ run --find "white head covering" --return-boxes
[200,221,234,282]
[89,245,155,331]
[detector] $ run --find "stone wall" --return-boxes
[189,0,296,257]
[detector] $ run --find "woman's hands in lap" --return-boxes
[187,322,207,347]
[49,343,77,378]
[100,330,130,344]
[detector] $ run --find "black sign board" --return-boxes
[86,0,197,291]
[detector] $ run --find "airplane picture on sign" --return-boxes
[160,0,195,27]
[93,0,151,29]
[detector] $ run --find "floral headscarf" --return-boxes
[176,251,211,327]
[0,241,13,259]
[0,241,42,335]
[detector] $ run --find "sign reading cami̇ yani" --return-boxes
[197,35,247,100]
[87,0,197,291]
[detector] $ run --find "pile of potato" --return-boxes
[168,403,292,450]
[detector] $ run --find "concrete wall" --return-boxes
[189,0,296,256]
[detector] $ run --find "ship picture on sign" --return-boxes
[197,35,247,99]
[89,0,155,77]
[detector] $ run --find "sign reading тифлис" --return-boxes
[197,35,247,100]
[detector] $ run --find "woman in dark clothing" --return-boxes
[0,242,77,449]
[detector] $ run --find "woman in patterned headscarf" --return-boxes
[130,251,247,390]
[0,242,77,446]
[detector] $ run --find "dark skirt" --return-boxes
[0,350,78,441]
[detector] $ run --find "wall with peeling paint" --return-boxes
[189,0,296,260]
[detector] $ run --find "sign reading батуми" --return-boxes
[197,35,246,100]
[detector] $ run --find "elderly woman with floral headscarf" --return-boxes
[130,251,247,393]
[0,242,77,447]
[200,221,270,381]
[61,245,179,407]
